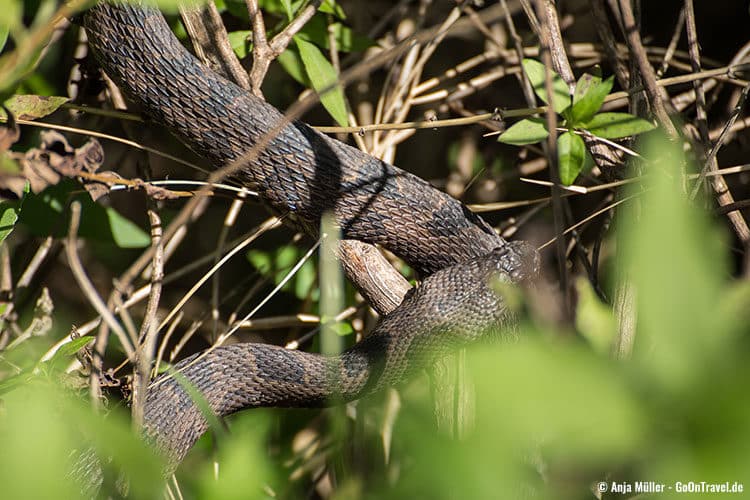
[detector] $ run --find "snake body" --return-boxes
[81,3,539,469]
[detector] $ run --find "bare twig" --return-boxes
[132,210,164,429]
[180,3,251,89]
[617,0,678,138]
[246,0,323,95]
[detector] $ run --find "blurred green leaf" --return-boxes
[247,244,317,301]
[227,30,252,59]
[196,411,279,499]
[622,136,729,392]
[319,0,346,19]
[575,277,617,354]
[583,112,655,139]
[0,0,21,35]
[0,24,9,52]
[280,0,295,20]
[320,212,343,352]
[498,117,548,145]
[152,0,208,13]
[522,58,570,114]
[386,338,646,499]
[42,335,93,374]
[0,381,163,499]
[570,74,613,124]
[557,131,585,185]
[0,195,22,244]
[294,36,348,127]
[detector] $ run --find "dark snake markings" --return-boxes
[82,3,540,469]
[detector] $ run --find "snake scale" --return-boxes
[81,2,539,469]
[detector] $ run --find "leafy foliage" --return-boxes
[0,0,747,499]
[499,59,655,185]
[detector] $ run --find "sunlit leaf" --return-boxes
[570,75,613,124]
[583,112,655,139]
[104,207,149,248]
[2,95,68,120]
[557,131,585,185]
[522,58,570,114]
[295,36,349,126]
[498,117,548,145]
[0,0,21,35]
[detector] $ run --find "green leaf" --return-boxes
[0,24,8,53]
[621,136,730,393]
[522,59,570,114]
[247,244,318,301]
[3,94,68,120]
[296,14,373,52]
[319,316,353,336]
[498,117,549,145]
[280,0,295,20]
[0,0,21,36]
[294,36,349,127]
[104,207,151,248]
[582,112,655,139]
[151,0,207,13]
[42,336,93,374]
[223,0,250,20]
[227,30,252,59]
[319,0,347,19]
[570,75,613,124]
[18,180,150,248]
[557,131,585,185]
[0,372,32,395]
[574,278,617,355]
[0,196,22,245]
[276,44,310,86]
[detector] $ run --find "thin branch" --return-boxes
[180,2,251,89]
[65,201,135,360]
[617,0,679,138]
[132,210,164,429]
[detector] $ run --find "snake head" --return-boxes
[494,241,541,284]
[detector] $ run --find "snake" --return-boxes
[80,2,540,471]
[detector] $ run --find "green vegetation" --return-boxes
[1,0,749,499]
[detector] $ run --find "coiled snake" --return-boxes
[81,2,539,470]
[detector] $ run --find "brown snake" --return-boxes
[81,2,539,471]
